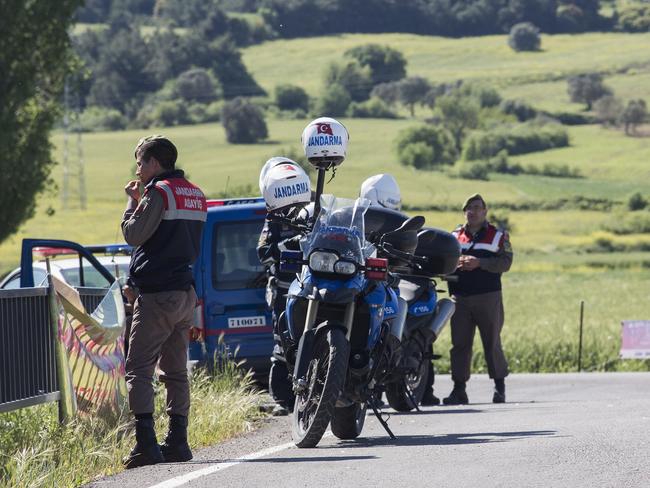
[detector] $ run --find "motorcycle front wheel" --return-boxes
[331,402,367,440]
[292,327,349,448]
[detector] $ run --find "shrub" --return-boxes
[628,192,648,211]
[395,125,457,169]
[399,142,436,169]
[149,99,190,127]
[175,68,221,103]
[463,123,569,160]
[525,163,581,178]
[79,106,127,132]
[508,22,541,52]
[453,161,490,180]
[488,210,513,233]
[617,4,650,33]
[500,99,537,122]
[221,97,268,143]
[347,98,398,119]
[275,84,309,111]
[314,84,351,117]
[546,111,597,125]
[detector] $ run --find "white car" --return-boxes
[0,247,131,290]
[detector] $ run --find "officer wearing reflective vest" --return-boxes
[257,158,312,416]
[121,135,207,468]
[443,194,513,405]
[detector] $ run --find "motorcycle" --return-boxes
[279,195,424,447]
[381,226,461,411]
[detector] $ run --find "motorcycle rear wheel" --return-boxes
[331,402,367,440]
[292,327,349,448]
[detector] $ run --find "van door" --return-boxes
[201,208,273,375]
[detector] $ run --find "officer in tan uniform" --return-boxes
[121,135,207,468]
[443,194,513,405]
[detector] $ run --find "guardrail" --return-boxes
[0,288,59,414]
[0,283,127,421]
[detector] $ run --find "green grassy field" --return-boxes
[242,32,650,98]
[2,31,649,372]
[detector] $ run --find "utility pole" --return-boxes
[61,78,87,210]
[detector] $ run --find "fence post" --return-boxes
[46,270,77,422]
[578,300,584,372]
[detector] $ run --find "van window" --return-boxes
[212,221,266,290]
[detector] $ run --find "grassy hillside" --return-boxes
[242,32,650,101]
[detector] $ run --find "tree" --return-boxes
[395,125,457,169]
[221,98,268,143]
[344,44,407,86]
[314,84,351,117]
[567,73,611,111]
[435,94,480,151]
[324,61,373,102]
[508,22,541,52]
[0,1,83,244]
[371,82,401,106]
[398,77,431,117]
[620,99,647,135]
[275,84,309,111]
[593,95,623,127]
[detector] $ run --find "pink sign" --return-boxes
[620,321,650,359]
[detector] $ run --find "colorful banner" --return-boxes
[620,320,650,359]
[53,276,128,414]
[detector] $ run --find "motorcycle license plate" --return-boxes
[228,316,267,328]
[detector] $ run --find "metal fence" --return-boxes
[0,288,59,413]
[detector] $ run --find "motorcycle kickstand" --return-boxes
[404,382,421,413]
[369,401,396,440]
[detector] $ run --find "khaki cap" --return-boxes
[462,193,487,211]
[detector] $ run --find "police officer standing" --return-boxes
[443,194,513,405]
[121,135,207,468]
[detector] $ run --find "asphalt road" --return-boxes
[88,373,650,488]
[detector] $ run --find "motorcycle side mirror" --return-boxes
[382,216,425,240]
[398,215,425,233]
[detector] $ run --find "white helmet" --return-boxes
[262,162,311,212]
[259,156,296,195]
[360,174,402,211]
[301,117,349,168]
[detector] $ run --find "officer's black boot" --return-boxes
[493,379,506,403]
[160,415,193,463]
[124,416,164,469]
[443,381,469,405]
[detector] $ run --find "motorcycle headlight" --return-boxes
[334,260,356,275]
[309,251,338,273]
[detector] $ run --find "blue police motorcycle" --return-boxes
[280,195,423,447]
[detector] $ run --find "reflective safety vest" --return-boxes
[448,222,506,297]
[129,170,207,293]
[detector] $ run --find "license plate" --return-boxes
[228,316,267,328]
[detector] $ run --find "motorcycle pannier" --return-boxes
[415,227,461,276]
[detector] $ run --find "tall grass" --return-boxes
[0,362,265,487]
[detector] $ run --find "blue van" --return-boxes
[190,198,273,376]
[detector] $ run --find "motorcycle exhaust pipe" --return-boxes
[390,297,408,342]
[429,298,455,340]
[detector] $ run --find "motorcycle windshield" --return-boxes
[301,195,374,264]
